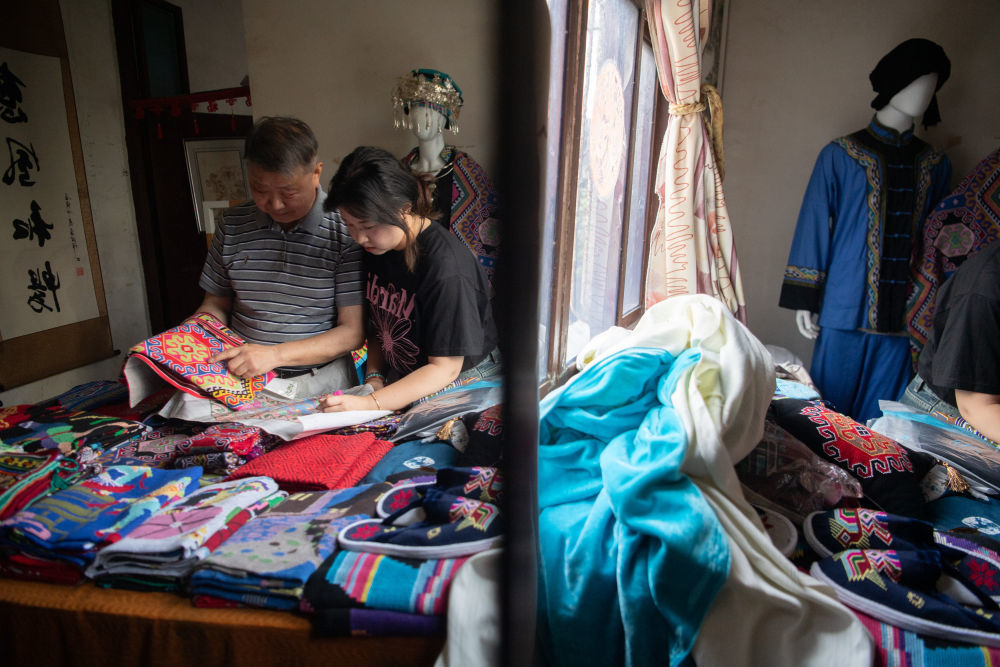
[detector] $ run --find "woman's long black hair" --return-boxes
[324,146,438,271]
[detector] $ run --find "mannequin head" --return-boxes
[409,105,448,141]
[392,68,464,135]
[869,38,950,128]
[876,72,938,133]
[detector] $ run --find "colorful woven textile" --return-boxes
[123,312,275,410]
[0,450,76,520]
[854,604,1000,664]
[308,608,445,638]
[0,404,147,456]
[0,465,201,568]
[189,483,389,609]
[304,550,469,616]
[87,476,280,585]
[908,147,1000,365]
[40,380,129,412]
[225,432,393,492]
[401,147,500,288]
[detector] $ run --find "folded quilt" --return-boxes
[86,476,282,583]
[225,432,393,492]
[188,483,390,609]
[0,465,201,568]
[123,312,275,411]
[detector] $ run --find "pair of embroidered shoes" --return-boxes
[806,507,1000,646]
[337,467,503,559]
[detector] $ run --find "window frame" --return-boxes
[541,0,666,395]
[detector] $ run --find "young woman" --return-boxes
[320,146,499,413]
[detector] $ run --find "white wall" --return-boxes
[723,0,1000,365]
[0,0,149,408]
[241,0,499,180]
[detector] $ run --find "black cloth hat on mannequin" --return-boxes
[869,38,951,128]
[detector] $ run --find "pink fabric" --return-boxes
[643,0,746,322]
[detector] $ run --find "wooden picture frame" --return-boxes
[183,138,248,233]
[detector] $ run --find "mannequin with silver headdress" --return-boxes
[393,68,500,288]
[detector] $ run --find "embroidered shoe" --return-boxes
[810,548,1000,647]
[339,487,503,559]
[803,508,935,558]
[375,466,503,524]
[935,532,1000,603]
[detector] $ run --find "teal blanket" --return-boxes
[537,345,728,666]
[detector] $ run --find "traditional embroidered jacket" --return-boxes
[780,117,951,332]
[401,146,500,287]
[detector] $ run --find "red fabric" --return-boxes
[178,424,262,457]
[225,433,393,492]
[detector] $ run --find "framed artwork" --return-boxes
[183,138,249,233]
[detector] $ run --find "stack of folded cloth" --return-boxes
[86,476,284,591]
[188,481,393,610]
[0,403,147,457]
[301,467,503,637]
[0,465,202,582]
[0,450,79,520]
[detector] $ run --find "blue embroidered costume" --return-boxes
[780,117,951,421]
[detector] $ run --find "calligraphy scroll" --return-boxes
[0,1,113,391]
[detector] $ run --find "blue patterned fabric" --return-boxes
[537,346,729,667]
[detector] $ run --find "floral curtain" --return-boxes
[643,0,746,323]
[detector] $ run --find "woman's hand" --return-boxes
[320,392,381,413]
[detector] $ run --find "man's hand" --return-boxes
[212,343,281,378]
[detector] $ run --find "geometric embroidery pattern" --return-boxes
[841,549,902,591]
[126,312,274,410]
[800,404,914,479]
[449,496,499,532]
[828,508,894,550]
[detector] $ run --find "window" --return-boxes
[540,0,663,389]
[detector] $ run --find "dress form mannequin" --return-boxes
[780,38,952,422]
[793,72,940,340]
[407,106,447,173]
[392,68,501,287]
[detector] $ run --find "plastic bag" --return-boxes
[871,401,1000,495]
[735,419,863,524]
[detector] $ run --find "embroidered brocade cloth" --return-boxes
[401,146,500,287]
[780,118,952,332]
[907,146,1000,364]
[123,312,275,410]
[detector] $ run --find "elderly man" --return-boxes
[195,116,363,397]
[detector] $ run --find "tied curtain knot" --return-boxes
[667,83,725,181]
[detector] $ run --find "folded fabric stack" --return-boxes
[225,432,393,492]
[0,465,202,580]
[302,468,501,637]
[0,450,79,520]
[172,423,278,475]
[0,403,147,457]
[188,482,391,610]
[86,476,283,591]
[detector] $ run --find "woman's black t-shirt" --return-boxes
[364,222,497,376]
